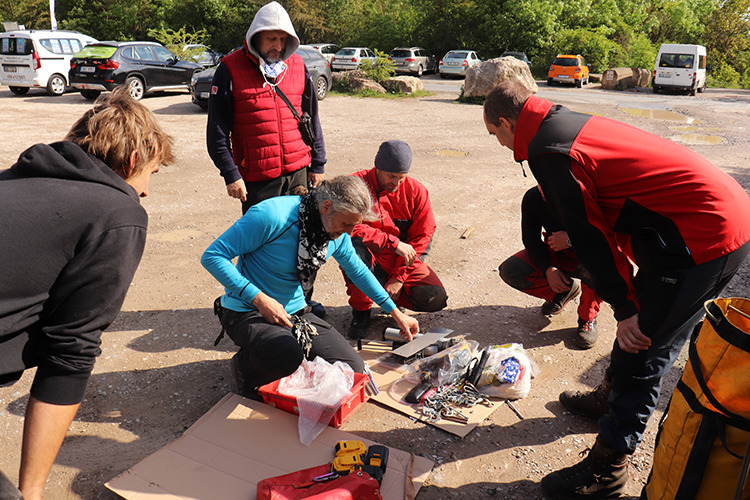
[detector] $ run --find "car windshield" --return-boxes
[74,45,117,59]
[337,49,356,56]
[659,53,695,69]
[553,58,579,66]
[390,50,412,58]
[446,52,468,59]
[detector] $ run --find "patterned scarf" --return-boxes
[297,193,329,297]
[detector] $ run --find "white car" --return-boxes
[331,47,377,71]
[0,29,97,95]
[439,50,482,78]
[309,43,340,64]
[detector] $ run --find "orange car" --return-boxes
[547,54,589,88]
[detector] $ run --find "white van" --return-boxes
[0,30,97,96]
[652,43,707,95]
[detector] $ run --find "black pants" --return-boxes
[241,166,308,214]
[219,309,365,391]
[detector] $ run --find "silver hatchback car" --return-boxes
[331,47,377,71]
[388,47,436,77]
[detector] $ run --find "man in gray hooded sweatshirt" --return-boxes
[206,1,327,213]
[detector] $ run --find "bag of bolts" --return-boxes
[476,343,537,400]
[405,339,479,386]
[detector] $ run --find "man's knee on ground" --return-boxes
[410,285,448,312]
[499,257,531,291]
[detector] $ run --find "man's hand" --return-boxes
[545,266,572,293]
[547,231,571,252]
[385,277,404,300]
[389,308,419,341]
[616,313,651,353]
[395,241,417,266]
[308,172,324,188]
[252,292,293,328]
[226,179,247,202]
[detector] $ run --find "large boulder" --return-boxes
[349,77,386,94]
[384,75,424,94]
[463,56,538,98]
[601,68,652,90]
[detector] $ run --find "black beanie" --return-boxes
[374,140,412,173]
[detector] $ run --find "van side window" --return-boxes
[699,55,706,69]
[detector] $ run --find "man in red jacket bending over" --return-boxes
[345,140,448,339]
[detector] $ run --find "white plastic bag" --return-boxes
[476,343,537,400]
[277,357,354,445]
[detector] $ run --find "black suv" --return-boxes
[69,41,203,100]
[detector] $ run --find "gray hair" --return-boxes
[313,176,377,222]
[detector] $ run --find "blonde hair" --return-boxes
[65,87,174,178]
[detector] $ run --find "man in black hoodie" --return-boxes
[0,87,174,500]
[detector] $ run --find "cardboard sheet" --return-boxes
[360,342,499,438]
[106,393,433,500]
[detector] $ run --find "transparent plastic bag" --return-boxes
[405,339,479,386]
[277,357,354,445]
[476,343,538,400]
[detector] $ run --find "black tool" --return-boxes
[405,371,433,404]
[467,348,489,386]
[355,445,389,484]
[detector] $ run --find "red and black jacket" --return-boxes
[514,96,750,320]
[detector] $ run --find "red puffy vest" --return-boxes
[222,49,311,182]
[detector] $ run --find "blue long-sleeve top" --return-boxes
[201,196,396,314]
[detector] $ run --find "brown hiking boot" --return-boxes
[559,375,611,419]
[541,279,581,316]
[541,436,628,498]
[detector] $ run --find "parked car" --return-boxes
[69,41,203,100]
[189,45,331,110]
[438,50,482,78]
[0,29,97,96]
[182,44,223,68]
[652,43,707,95]
[388,46,436,77]
[547,54,589,87]
[501,51,531,67]
[309,43,340,64]
[331,47,377,71]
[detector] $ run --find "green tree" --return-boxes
[0,0,51,29]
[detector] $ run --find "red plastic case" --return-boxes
[258,372,370,428]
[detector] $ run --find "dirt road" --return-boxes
[1,83,749,499]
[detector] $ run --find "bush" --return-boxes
[358,49,395,83]
[147,27,208,59]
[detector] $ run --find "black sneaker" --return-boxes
[348,308,371,339]
[307,300,326,319]
[576,317,598,349]
[541,280,581,316]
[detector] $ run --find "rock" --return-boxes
[464,56,538,98]
[349,77,386,94]
[601,67,652,90]
[384,75,424,94]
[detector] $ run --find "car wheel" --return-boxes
[440,72,447,79]
[416,65,423,77]
[652,85,659,94]
[315,75,328,100]
[81,89,101,100]
[575,78,582,88]
[547,78,553,86]
[9,86,29,95]
[46,74,67,96]
[125,76,145,100]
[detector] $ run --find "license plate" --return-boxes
[3,66,17,73]
[80,66,96,73]
[200,92,209,98]
[5,74,23,80]
[658,72,671,78]
[557,75,569,79]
